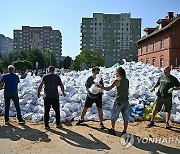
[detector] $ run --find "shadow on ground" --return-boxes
[48,126,111,151]
[0,123,51,142]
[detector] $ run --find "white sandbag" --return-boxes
[60,111,66,122]
[33,105,44,114]
[23,112,34,120]
[31,113,43,122]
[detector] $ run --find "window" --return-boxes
[160,57,163,67]
[153,41,156,51]
[152,59,155,66]
[146,59,149,64]
[146,44,149,53]
[160,38,164,49]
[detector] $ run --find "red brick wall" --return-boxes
[138,20,180,68]
[169,22,180,67]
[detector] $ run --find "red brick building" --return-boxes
[136,12,180,68]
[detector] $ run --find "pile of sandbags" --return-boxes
[0,61,179,123]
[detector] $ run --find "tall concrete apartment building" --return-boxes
[14,26,62,64]
[0,34,13,55]
[81,13,141,67]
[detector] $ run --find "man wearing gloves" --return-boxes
[148,66,180,128]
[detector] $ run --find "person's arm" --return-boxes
[96,79,120,91]
[0,76,5,90]
[85,77,91,92]
[150,77,160,92]
[0,82,4,90]
[58,76,66,96]
[60,84,66,96]
[168,78,180,93]
[174,86,180,90]
[38,80,44,98]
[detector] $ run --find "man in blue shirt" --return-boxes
[0,65,25,125]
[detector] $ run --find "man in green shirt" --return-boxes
[147,66,180,129]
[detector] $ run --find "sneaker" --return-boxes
[45,125,50,129]
[56,123,62,129]
[147,121,154,128]
[108,128,116,136]
[121,130,127,136]
[99,123,105,129]
[165,122,170,129]
[5,121,9,125]
[18,119,25,124]
[76,119,84,125]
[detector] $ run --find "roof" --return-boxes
[136,15,180,44]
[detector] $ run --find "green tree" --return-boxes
[79,48,104,68]
[14,50,28,60]
[44,49,57,67]
[13,60,32,71]
[70,55,81,71]
[63,56,72,69]
[0,53,4,69]
[27,48,46,69]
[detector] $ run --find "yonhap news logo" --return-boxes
[120,134,180,149]
[120,134,134,148]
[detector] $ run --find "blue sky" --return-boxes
[0,0,179,58]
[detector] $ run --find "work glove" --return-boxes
[168,87,174,94]
[150,88,154,92]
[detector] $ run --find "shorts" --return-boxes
[84,94,102,108]
[111,100,129,121]
[153,96,172,112]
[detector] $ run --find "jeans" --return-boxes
[4,91,23,122]
[111,100,130,121]
[44,97,60,126]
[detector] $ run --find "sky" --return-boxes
[0,0,179,59]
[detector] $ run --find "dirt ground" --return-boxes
[0,117,179,154]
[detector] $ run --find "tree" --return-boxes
[63,56,73,69]
[0,53,4,69]
[27,48,46,69]
[13,60,32,71]
[70,55,81,71]
[78,48,104,68]
[44,49,57,67]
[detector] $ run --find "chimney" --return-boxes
[143,28,157,35]
[167,12,174,20]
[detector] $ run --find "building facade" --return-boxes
[136,12,180,68]
[14,26,62,65]
[81,13,141,67]
[0,34,13,55]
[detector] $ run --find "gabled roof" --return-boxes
[136,15,180,44]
